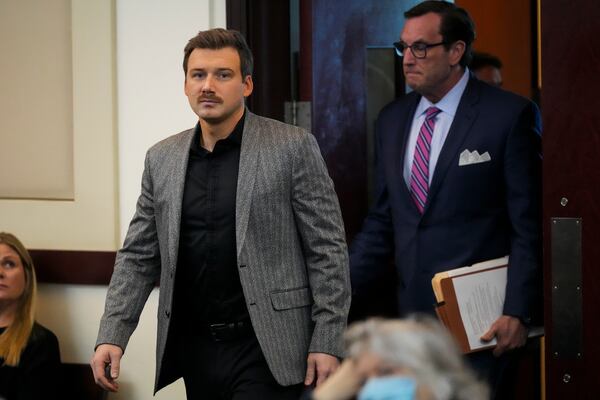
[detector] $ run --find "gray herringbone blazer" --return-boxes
[96,111,351,393]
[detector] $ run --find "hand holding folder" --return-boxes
[432,256,543,353]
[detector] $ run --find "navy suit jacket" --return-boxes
[350,76,542,322]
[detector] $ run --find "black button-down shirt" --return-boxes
[173,113,249,324]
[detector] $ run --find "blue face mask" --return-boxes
[357,376,417,400]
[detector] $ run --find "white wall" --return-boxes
[116,1,227,398]
[36,1,227,400]
[1,0,119,250]
[39,284,183,399]
[118,0,227,239]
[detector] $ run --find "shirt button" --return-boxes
[165,310,170,318]
[248,300,256,306]
[239,264,247,268]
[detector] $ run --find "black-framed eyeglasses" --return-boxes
[393,41,446,59]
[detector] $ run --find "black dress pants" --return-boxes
[176,328,304,400]
[467,349,517,400]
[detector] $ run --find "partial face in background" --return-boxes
[184,47,253,125]
[354,351,409,379]
[0,244,26,304]
[401,12,464,101]
[474,65,503,87]
[354,351,423,400]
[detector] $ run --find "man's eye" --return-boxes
[413,43,427,51]
[218,72,232,79]
[192,72,205,79]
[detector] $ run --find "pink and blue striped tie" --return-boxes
[410,106,441,214]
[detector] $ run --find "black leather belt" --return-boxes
[207,320,254,342]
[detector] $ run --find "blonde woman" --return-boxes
[0,232,60,400]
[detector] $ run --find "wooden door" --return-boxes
[542,0,600,398]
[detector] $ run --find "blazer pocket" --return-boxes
[270,287,313,310]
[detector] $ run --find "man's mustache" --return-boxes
[198,95,223,103]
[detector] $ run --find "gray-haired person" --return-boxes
[312,316,489,400]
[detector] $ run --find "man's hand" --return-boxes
[481,315,528,357]
[90,344,124,392]
[304,353,340,386]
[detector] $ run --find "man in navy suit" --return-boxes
[350,0,541,394]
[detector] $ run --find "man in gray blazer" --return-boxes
[91,28,350,399]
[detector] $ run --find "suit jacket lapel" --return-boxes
[425,78,480,212]
[394,94,421,211]
[236,111,261,259]
[167,130,194,267]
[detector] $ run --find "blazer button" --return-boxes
[165,310,170,318]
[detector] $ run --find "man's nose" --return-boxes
[201,75,215,93]
[403,49,416,65]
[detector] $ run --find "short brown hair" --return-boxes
[183,28,254,78]
[404,1,476,67]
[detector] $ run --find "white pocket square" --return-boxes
[458,149,491,166]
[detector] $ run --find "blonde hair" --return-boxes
[345,315,489,400]
[0,232,37,366]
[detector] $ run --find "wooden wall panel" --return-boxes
[0,1,118,251]
[31,250,115,285]
[0,0,74,199]
[457,0,534,98]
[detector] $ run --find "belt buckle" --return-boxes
[209,323,228,342]
[208,321,250,342]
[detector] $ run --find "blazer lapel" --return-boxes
[425,78,480,212]
[387,94,421,212]
[236,111,261,259]
[167,130,194,267]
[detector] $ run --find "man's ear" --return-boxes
[243,75,254,97]
[449,41,466,67]
[184,69,193,95]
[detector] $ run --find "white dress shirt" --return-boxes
[403,68,471,186]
